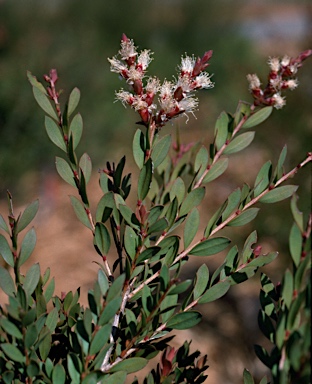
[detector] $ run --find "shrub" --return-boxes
[0,35,311,383]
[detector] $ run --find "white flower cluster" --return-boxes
[247,54,300,110]
[108,35,214,127]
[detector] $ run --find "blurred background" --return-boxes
[0,1,311,382]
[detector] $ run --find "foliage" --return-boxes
[0,36,311,383]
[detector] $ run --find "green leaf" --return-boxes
[39,327,52,361]
[189,237,230,256]
[242,230,257,262]
[55,157,76,187]
[98,297,122,326]
[18,227,36,267]
[0,318,22,339]
[259,185,298,204]
[67,353,81,383]
[1,343,25,363]
[183,208,200,249]
[44,277,55,302]
[194,146,209,180]
[147,217,168,235]
[25,323,38,348]
[27,71,47,93]
[223,131,255,155]
[289,223,302,267]
[243,369,255,384]
[45,116,66,151]
[166,311,202,330]
[290,194,303,232]
[221,188,241,221]
[52,363,66,384]
[94,223,111,256]
[168,280,192,295]
[281,269,293,309]
[79,153,92,184]
[152,134,172,168]
[102,371,127,384]
[242,106,273,129]
[180,187,205,217]
[214,111,229,150]
[274,145,287,180]
[0,234,14,267]
[138,158,153,201]
[98,269,109,296]
[16,199,39,233]
[137,246,161,264]
[32,86,58,120]
[118,204,140,229]
[124,225,138,260]
[24,263,40,297]
[46,307,59,332]
[193,264,209,300]
[106,274,125,302]
[254,161,272,197]
[109,357,148,374]
[96,192,115,223]
[228,208,259,227]
[198,280,231,304]
[69,113,83,150]
[0,214,9,234]
[68,87,81,118]
[170,177,185,206]
[202,158,228,183]
[70,195,93,229]
[89,324,111,355]
[133,129,146,169]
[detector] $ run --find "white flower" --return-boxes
[178,96,198,113]
[179,55,195,75]
[132,96,148,111]
[286,79,299,90]
[108,57,128,75]
[176,75,192,93]
[119,39,137,60]
[272,93,286,109]
[268,57,280,72]
[137,49,153,71]
[193,72,214,89]
[281,55,290,67]
[159,81,176,113]
[270,75,282,90]
[145,77,160,94]
[115,90,134,107]
[247,74,261,90]
[127,66,144,82]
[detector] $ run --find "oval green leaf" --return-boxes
[94,222,111,256]
[228,208,259,227]
[223,131,255,155]
[16,199,39,234]
[0,234,14,267]
[109,357,148,374]
[184,208,200,249]
[242,106,273,129]
[193,264,209,300]
[198,280,230,304]
[202,158,228,183]
[259,185,298,204]
[166,311,202,330]
[19,227,36,267]
[152,134,172,168]
[68,87,81,118]
[0,266,15,296]
[69,113,83,150]
[138,158,152,201]
[79,153,92,184]
[189,237,230,256]
[133,129,146,169]
[55,157,76,187]
[70,195,93,229]
[214,111,229,150]
[1,343,25,363]
[45,116,66,151]
[24,263,40,297]
[32,86,58,120]
[180,187,205,217]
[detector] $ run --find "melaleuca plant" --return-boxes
[0,34,311,383]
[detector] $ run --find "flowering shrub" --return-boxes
[0,35,311,383]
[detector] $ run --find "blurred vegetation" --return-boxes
[0,0,311,252]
